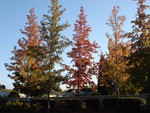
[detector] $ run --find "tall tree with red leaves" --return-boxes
[64,7,100,92]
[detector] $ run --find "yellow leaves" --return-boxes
[100,5,132,90]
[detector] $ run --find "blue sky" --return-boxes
[0,0,142,89]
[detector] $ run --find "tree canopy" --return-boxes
[63,7,100,92]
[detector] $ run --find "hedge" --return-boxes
[103,97,146,112]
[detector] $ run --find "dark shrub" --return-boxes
[0,98,7,110]
[85,99,99,112]
[30,99,55,110]
[55,100,70,112]
[31,102,43,112]
[66,100,81,111]
[103,97,146,113]
[8,91,20,98]
[6,100,30,111]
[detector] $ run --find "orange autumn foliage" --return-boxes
[63,7,100,91]
[5,8,44,95]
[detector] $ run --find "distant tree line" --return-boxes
[0,84,6,89]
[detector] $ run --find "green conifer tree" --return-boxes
[41,0,71,109]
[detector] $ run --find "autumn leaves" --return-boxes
[5,0,150,97]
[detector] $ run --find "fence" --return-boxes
[1,94,150,112]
